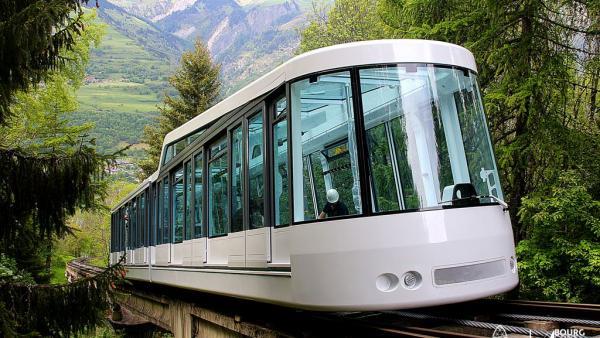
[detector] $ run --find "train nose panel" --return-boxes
[433,258,507,286]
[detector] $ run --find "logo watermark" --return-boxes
[492,325,586,338]
[550,329,586,338]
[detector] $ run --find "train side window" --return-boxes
[275,96,286,118]
[290,71,363,222]
[156,182,160,245]
[193,153,204,238]
[131,202,137,249]
[172,166,184,243]
[273,99,289,226]
[163,145,174,165]
[123,207,127,251]
[208,137,228,237]
[157,181,162,245]
[248,111,265,229]
[230,125,244,233]
[185,160,193,240]
[137,196,141,248]
[162,176,170,244]
[174,139,186,156]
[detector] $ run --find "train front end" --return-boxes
[283,54,518,310]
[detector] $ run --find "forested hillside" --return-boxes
[76,0,320,165]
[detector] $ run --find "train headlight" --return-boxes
[401,271,422,290]
[375,273,399,292]
[509,256,517,273]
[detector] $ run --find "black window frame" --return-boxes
[192,150,206,239]
[229,122,244,234]
[171,165,185,244]
[246,106,268,230]
[207,134,229,238]
[286,68,371,225]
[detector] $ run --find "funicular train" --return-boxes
[110,40,519,311]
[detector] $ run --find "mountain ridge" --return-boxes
[77,0,329,164]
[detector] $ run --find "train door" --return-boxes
[245,106,270,268]
[191,152,207,265]
[207,135,233,266]
[228,124,246,267]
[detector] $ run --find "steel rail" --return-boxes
[383,311,556,337]
[496,313,600,327]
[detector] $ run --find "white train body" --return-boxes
[110,40,519,311]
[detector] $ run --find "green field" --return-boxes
[76,17,176,157]
[78,82,159,113]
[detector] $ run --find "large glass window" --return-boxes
[248,112,265,229]
[163,145,174,165]
[193,153,203,238]
[157,181,162,245]
[290,71,362,222]
[359,65,503,211]
[231,126,244,232]
[275,97,287,118]
[174,139,186,155]
[162,176,170,244]
[185,160,192,240]
[162,129,205,166]
[208,137,228,236]
[141,193,146,247]
[273,117,289,226]
[172,167,184,243]
[131,202,137,248]
[152,184,158,245]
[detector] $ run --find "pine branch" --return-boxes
[535,14,599,35]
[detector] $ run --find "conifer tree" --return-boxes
[299,0,389,53]
[0,0,93,124]
[0,8,124,335]
[378,0,599,239]
[140,39,221,177]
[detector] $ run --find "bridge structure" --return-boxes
[66,259,600,338]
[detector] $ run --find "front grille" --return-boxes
[434,259,506,286]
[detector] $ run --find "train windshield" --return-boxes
[359,65,503,211]
[290,64,503,219]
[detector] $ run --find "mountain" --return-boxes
[76,0,328,165]
[155,0,303,94]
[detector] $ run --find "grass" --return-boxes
[76,15,174,159]
[77,83,160,114]
[50,253,75,284]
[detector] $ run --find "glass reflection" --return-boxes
[359,65,503,211]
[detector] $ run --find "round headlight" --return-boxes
[401,271,422,290]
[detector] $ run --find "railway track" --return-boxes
[339,300,600,337]
[67,259,600,337]
[66,257,103,278]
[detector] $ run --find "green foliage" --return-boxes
[50,253,75,284]
[0,11,108,236]
[301,0,600,303]
[378,0,600,238]
[0,0,91,124]
[0,262,125,337]
[1,218,55,283]
[140,39,221,177]
[0,254,34,285]
[517,171,600,303]
[0,8,124,337]
[298,0,389,53]
[54,180,138,270]
[74,13,178,160]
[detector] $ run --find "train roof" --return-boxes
[112,39,476,212]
